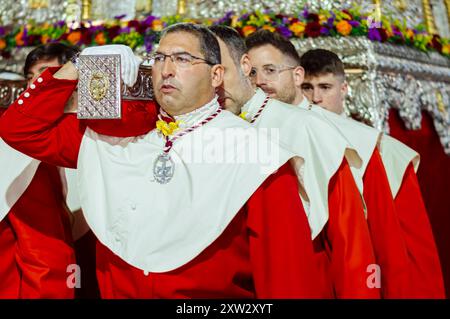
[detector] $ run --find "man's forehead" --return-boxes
[28,58,60,74]
[248,44,285,63]
[304,73,342,84]
[158,31,201,53]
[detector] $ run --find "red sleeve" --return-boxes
[363,150,410,298]
[326,159,380,298]
[395,163,446,298]
[246,163,323,298]
[0,67,84,168]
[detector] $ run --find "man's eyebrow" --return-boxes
[262,64,277,68]
[154,50,191,55]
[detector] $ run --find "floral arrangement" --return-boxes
[217,7,449,57]
[0,6,448,59]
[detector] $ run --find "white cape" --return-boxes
[243,90,361,238]
[0,138,40,222]
[77,109,295,273]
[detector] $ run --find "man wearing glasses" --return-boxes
[0,23,323,298]
[245,30,445,298]
[210,25,383,299]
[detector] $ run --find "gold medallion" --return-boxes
[88,72,109,101]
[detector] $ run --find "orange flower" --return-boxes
[289,21,306,37]
[67,31,81,45]
[152,20,164,32]
[406,29,415,40]
[15,30,25,46]
[41,34,50,44]
[242,25,256,37]
[262,25,275,32]
[336,20,352,36]
[0,38,6,50]
[95,32,106,45]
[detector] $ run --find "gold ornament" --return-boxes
[177,0,187,16]
[422,0,437,35]
[88,72,109,102]
[393,0,407,12]
[436,90,447,116]
[82,0,92,20]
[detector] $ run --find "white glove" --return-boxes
[80,44,142,87]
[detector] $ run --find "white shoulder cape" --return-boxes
[244,90,361,238]
[0,138,40,222]
[0,138,80,222]
[379,135,420,198]
[297,100,381,194]
[77,109,295,273]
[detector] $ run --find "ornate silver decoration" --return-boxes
[122,65,154,101]
[77,54,122,119]
[153,153,175,184]
[0,79,26,108]
[294,36,450,154]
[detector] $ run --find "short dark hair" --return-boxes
[245,29,301,65]
[209,25,246,67]
[300,49,345,78]
[24,43,80,76]
[161,23,221,65]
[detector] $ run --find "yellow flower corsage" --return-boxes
[239,111,251,122]
[156,120,182,137]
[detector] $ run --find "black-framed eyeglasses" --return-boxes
[151,52,215,68]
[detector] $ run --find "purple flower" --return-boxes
[326,17,335,28]
[393,28,403,37]
[277,26,292,38]
[302,7,309,19]
[240,13,250,21]
[0,27,5,36]
[55,20,66,28]
[349,20,360,27]
[368,28,382,42]
[215,11,235,25]
[90,25,104,32]
[320,26,330,36]
[120,26,131,34]
[114,14,127,20]
[143,15,156,26]
[144,35,154,52]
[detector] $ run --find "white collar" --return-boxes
[241,88,267,121]
[160,96,220,130]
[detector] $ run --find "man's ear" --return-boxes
[293,66,305,88]
[240,54,252,77]
[211,64,225,88]
[341,81,348,97]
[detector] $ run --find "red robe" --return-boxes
[0,219,20,298]
[395,164,445,298]
[0,67,323,298]
[6,162,75,298]
[363,150,411,298]
[1,108,75,298]
[313,158,380,299]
